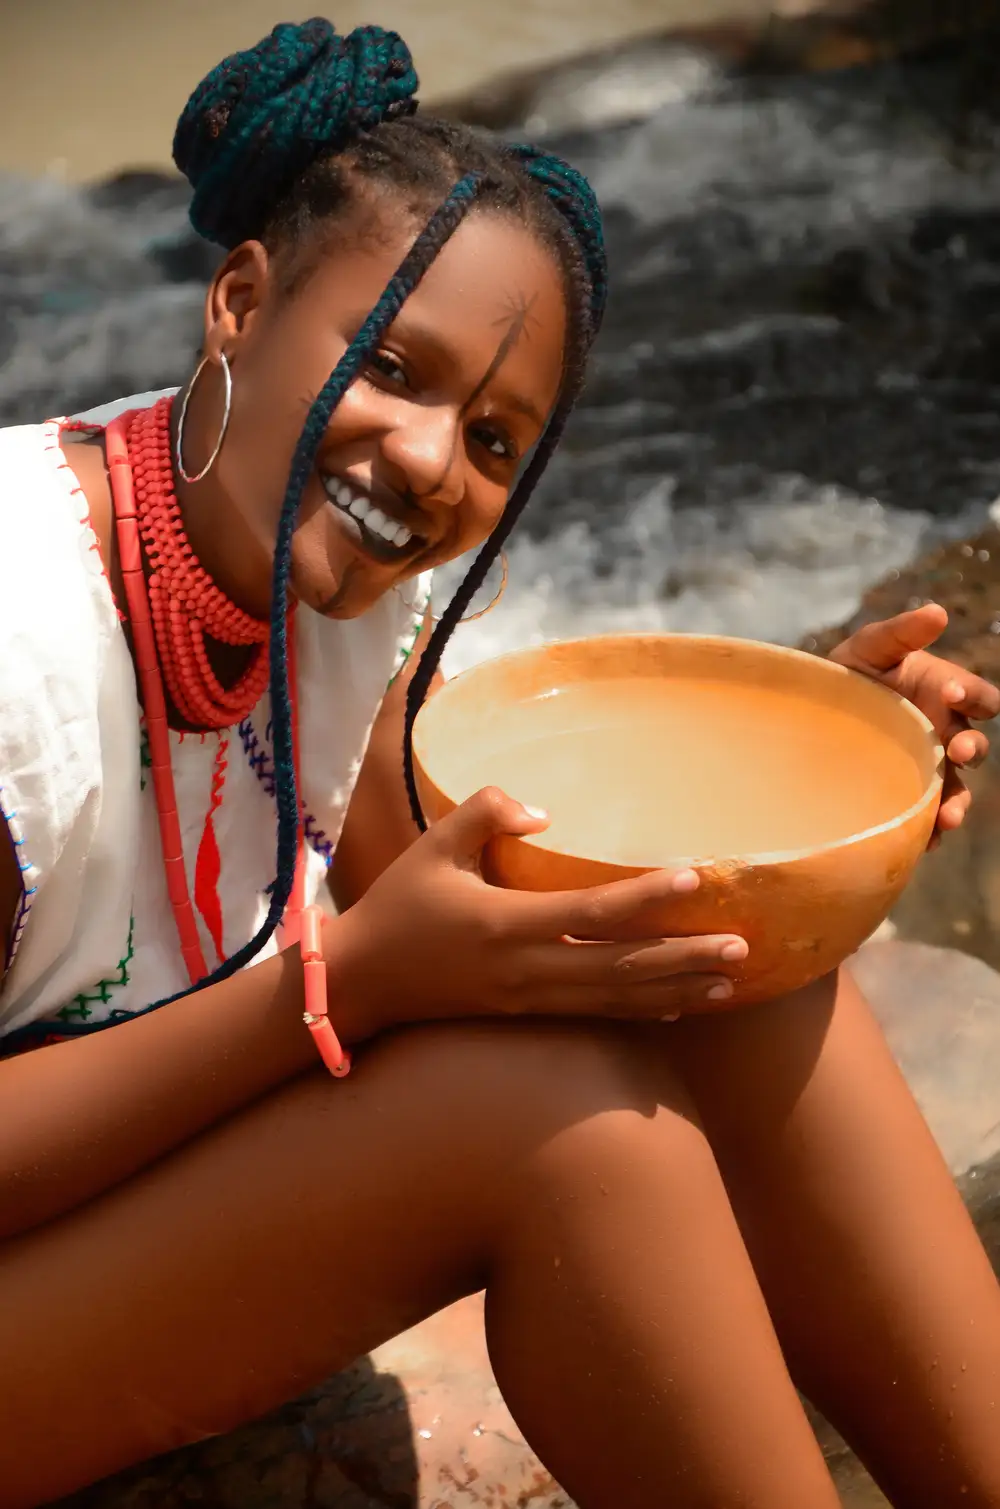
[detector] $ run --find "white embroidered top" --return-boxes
[0,390,427,1044]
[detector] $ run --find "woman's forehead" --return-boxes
[298,212,567,400]
[304,212,564,334]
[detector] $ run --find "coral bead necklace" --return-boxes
[103,400,349,1074]
[126,397,270,730]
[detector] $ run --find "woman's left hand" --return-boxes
[829,602,999,842]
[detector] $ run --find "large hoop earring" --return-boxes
[397,550,508,624]
[176,352,232,484]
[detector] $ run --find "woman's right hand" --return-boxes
[328,787,748,1039]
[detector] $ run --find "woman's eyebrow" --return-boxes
[499,392,546,427]
[383,309,547,428]
[459,296,539,423]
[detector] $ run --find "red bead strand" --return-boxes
[106,415,209,985]
[103,405,344,1074]
[127,397,270,730]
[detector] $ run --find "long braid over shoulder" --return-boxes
[165,18,607,998]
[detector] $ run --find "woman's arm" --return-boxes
[0,614,432,1239]
[330,614,440,910]
[0,942,347,1241]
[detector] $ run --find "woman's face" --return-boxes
[178,207,568,621]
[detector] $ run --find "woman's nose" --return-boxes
[380,405,465,505]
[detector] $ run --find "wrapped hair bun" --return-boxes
[173,17,420,249]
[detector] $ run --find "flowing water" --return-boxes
[1,33,998,678]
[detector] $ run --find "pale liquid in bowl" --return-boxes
[444,676,927,865]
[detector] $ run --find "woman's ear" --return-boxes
[202,241,272,365]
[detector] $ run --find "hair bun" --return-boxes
[173,17,419,248]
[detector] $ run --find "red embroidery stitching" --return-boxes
[194,733,229,965]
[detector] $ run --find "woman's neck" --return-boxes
[62,428,256,730]
[168,395,273,625]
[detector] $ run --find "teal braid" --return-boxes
[507,143,608,334]
[0,22,614,1050]
[164,173,484,1001]
[6,171,484,1044]
[174,17,419,249]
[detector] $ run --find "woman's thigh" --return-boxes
[0,1019,690,1506]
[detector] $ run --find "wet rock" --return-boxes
[804,522,1000,677]
[437,1,1000,134]
[57,941,999,1509]
[850,940,1000,1178]
[803,524,1000,972]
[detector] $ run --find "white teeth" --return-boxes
[324,477,416,550]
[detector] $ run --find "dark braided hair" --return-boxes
[160,19,607,1004]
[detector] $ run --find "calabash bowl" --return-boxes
[412,634,943,1004]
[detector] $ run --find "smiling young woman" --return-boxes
[0,19,999,1509]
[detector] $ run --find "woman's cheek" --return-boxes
[464,485,510,548]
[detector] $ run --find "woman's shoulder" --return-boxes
[0,388,178,478]
[68,388,179,426]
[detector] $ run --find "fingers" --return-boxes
[515,932,748,989]
[944,721,988,770]
[523,973,745,1020]
[504,864,704,942]
[832,604,948,672]
[433,786,550,864]
[936,767,972,835]
[939,673,1000,725]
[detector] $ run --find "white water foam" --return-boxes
[438,476,940,677]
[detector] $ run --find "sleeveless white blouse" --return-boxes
[0,390,428,1044]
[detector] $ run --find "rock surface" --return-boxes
[58,939,1000,1509]
[803,523,1000,972]
[437,1,1000,134]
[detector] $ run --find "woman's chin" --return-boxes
[311,576,395,620]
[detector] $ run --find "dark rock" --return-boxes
[85,171,191,217]
[802,524,1000,971]
[437,2,1000,135]
[146,230,223,287]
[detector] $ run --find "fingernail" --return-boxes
[721,939,748,962]
[671,869,700,893]
[661,1012,681,1023]
[522,805,548,821]
[708,982,733,1001]
[946,681,966,702]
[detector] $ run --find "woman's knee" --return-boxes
[362,1018,708,1224]
[368,1016,691,1132]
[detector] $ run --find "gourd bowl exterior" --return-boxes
[412,635,944,1003]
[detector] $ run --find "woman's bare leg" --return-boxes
[667,967,1000,1509]
[0,1019,838,1509]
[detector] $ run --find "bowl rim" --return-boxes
[413,631,946,871]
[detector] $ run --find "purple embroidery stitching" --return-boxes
[238,718,335,866]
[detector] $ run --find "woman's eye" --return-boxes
[472,425,518,461]
[366,350,408,387]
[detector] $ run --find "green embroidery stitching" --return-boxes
[388,604,427,689]
[58,916,136,1021]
